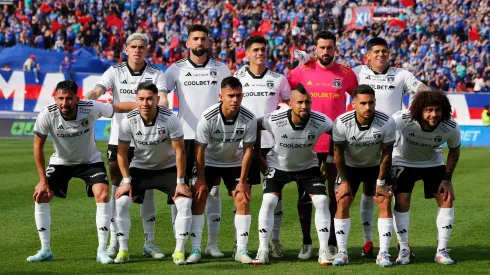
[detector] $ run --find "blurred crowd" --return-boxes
[1,0,489,92]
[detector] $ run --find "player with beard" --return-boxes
[287,30,358,263]
[162,24,232,258]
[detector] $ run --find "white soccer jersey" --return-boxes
[352,65,422,116]
[165,57,232,139]
[96,62,167,145]
[333,110,396,167]
[195,103,257,167]
[33,100,114,165]
[392,110,461,168]
[234,67,291,148]
[118,107,184,170]
[262,109,333,172]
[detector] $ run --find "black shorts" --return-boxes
[45,162,109,198]
[205,166,247,193]
[249,148,271,185]
[391,165,445,199]
[107,144,135,163]
[263,167,326,195]
[126,166,186,204]
[334,165,386,197]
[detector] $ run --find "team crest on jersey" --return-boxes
[387,75,395,82]
[236,128,245,135]
[210,69,217,78]
[333,78,342,88]
[81,119,89,128]
[158,127,166,136]
[266,80,274,89]
[434,136,443,143]
[373,131,381,139]
[307,133,315,140]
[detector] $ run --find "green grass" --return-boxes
[1,139,489,274]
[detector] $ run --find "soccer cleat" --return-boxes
[269,240,284,258]
[376,252,392,267]
[253,249,270,265]
[172,251,186,265]
[231,242,237,258]
[114,250,130,264]
[142,243,165,259]
[326,245,337,263]
[27,249,54,262]
[318,249,332,266]
[205,243,225,257]
[396,248,411,265]
[235,249,253,264]
[332,250,349,266]
[106,243,119,259]
[435,249,454,265]
[97,248,114,264]
[361,241,375,258]
[298,244,312,260]
[397,242,415,259]
[186,249,201,264]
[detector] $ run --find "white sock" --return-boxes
[272,200,283,241]
[35,202,51,251]
[235,214,251,251]
[174,198,192,253]
[436,207,454,251]
[378,218,393,254]
[360,194,375,243]
[171,204,177,237]
[96,202,111,250]
[312,195,331,250]
[258,193,278,251]
[206,185,221,246]
[140,189,156,245]
[115,196,132,251]
[109,185,118,247]
[334,218,350,252]
[190,214,204,251]
[393,210,410,250]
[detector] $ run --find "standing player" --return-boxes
[391,91,460,265]
[331,85,396,267]
[28,80,130,264]
[253,84,334,266]
[113,82,193,265]
[187,76,257,264]
[85,33,167,260]
[234,36,292,258]
[162,24,232,258]
[287,30,357,261]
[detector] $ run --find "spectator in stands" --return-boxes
[23,55,40,83]
[60,56,74,80]
[473,73,485,93]
[1,64,11,72]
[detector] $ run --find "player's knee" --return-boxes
[35,193,52,203]
[92,184,109,203]
[116,195,132,213]
[262,193,279,210]
[108,163,122,185]
[394,194,410,212]
[208,185,220,199]
[298,193,312,204]
[311,194,328,209]
[174,197,192,215]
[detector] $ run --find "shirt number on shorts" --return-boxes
[391,166,405,179]
[45,167,56,178]
[265,168,276,179]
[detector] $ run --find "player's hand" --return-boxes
[192,179,209,202]
[438,180,455,201]
[107,98,114,104]
[174,183,192,199]
[335,181,352,201]
[33,181,53,202]
[375,184,393,198]
[258,155,269,175]
[293,50,315,65]
[115,182,131,199]
[232,181,251,203]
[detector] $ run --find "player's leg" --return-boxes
[296,184,313,259]
[360,181,376,258]
[325,158,338,259]
[140,189,164,259]
[271,194,284,258]
[106,144,121,258]
[254,168,287,265]
[205,184,223,257]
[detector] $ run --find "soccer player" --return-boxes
[187,76,257,264]
[253,84,334,266]
[162,24,232,257]
[331,85,396,267]
[234,36,292,258]
[391,91,460,265]
[28,80,131,264]
[113,82,193,265]
[85,33,167,259]
[287,30,357,261]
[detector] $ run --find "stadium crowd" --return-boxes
[1,0,489,92]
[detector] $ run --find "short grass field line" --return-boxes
[1,139,489,274]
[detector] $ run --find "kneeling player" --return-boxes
[331,85,396,267]
[253,85,334,266]
[392,91,460,265]
[29,80,130,264]
[113,82,193,265]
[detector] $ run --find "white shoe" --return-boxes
[318,249,331,266]
[396,248,411,265]
[435,249,454,265]
[106,243,119,259]
[298,244,312,260]
[332,250,349,266]
[142,243,165,259]
[97,248,114,264]
[186,249,201,264]
[326,245,337,263]
[376,252,392,267]
[253,249,270,265]
[27,249,53,262]
[205,243,224,257]
[269,240,284,258]
[235,249,253,264]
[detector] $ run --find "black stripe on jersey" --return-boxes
[47,105,58,112]
[374,111,389,121]
[402,114,412,120]
[127,110,139,118]
[311,112,326,122]
[239,107,254,119]
[239,110,254,120]
[204,108,220,120]
[148,64,161,71]
[78,101,94,106]
[271,113,288,121]
[443,120,457,129]
[340,113,355,123]
[157,107,172,116]
[112,62,126,68]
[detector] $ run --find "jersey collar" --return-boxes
[141,108,158,127]
[246,67,269,79]
[126,62,147,76]
[368,65,390,75]
[188,56,210,68]
[419,119,441,132]
[287,109,309,130]
[219,102,239,125]
[354,111,373,131]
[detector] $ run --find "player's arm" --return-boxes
[334,143,351,201]
[115,118,133,199]
[84,85,106,100]
[235,117,257,202]
[194,119,210,201]
[376,143,394,198]
[86,67,115,99]
[172,137,192,199]
[33,135,53,201]
[439,124,461,202]
[158,91,169,108]
[113,102,137,113]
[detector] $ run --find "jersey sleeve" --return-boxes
[243,117,257,146]
[278,75,292,101]
[92,100,114,119]
[402,70,423,92]
[447,122,461,149]
[392,110,405,130]
[344,67,358,96]
[118,117,132,144]
[167,114,184,140]
[194,117,210,147]
[96,66,115,92]
[155,70,167,92]
[261,112,273,132]
[332,118,347,145]
[164,65,176,92]
[33,108,51,138]
[323,115,334,134]
[286,67,301,89]
[382,117,397,145]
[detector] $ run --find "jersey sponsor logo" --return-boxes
[158,127,166,136]
[210,136,242,143]
[405,138,439,148]
[183,80,218,86]
[243,91,276,97]
[349,140,382,147]
[119,88,137,94]
[279,142,313,148]
[57,125,64,130]
[136,131,143,135]
[306,80,313,85]
[367,84,396,90]
[210,69,217,78]
[243,83,249,87]
[266,80,274,89]
[310,92,341,98]
[350,136,356,140]
[281,134,288,138]
[333,78,342,88]
[213,129,220,134]
[185,72,192,76]
[365,75,371,80]
[135,138,167,145]
[56,128,90,138]
[121,79,128,84]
